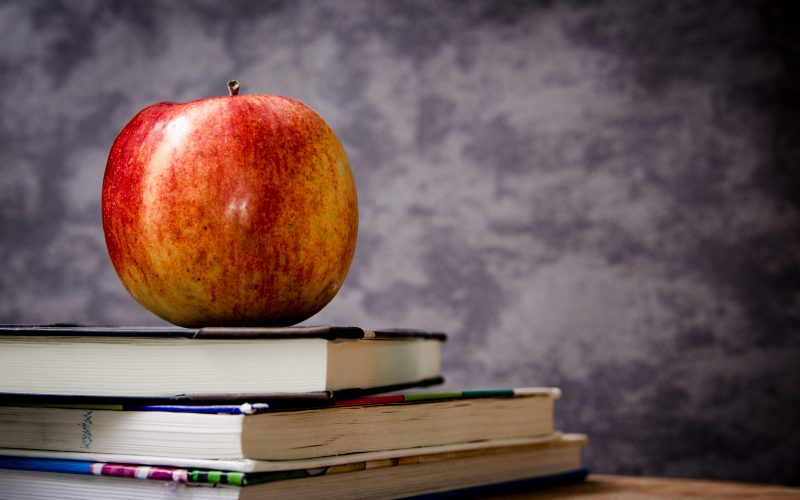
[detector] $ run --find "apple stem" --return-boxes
[227,80,240,96]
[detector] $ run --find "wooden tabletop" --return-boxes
[489,474,800,499]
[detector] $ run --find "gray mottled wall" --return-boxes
[1,0,798,486]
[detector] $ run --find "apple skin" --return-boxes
[102,89,358,327]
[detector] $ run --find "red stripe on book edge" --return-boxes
[146,468,179,482]
[100,463,139,479]
[334,395,405,407]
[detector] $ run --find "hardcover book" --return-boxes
[0,325,445,403]
[0,434,588,499]
[0,388,559,460]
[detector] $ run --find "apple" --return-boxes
[102,81,358,327]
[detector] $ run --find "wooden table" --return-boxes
[489,474,800,499]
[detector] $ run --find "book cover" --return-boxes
[107,387,561,413]
[0,324,447,341]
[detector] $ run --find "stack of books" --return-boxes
[0,325,588,498]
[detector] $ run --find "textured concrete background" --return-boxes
[1,0,798,485]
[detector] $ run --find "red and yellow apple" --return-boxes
[102,81,358,327]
